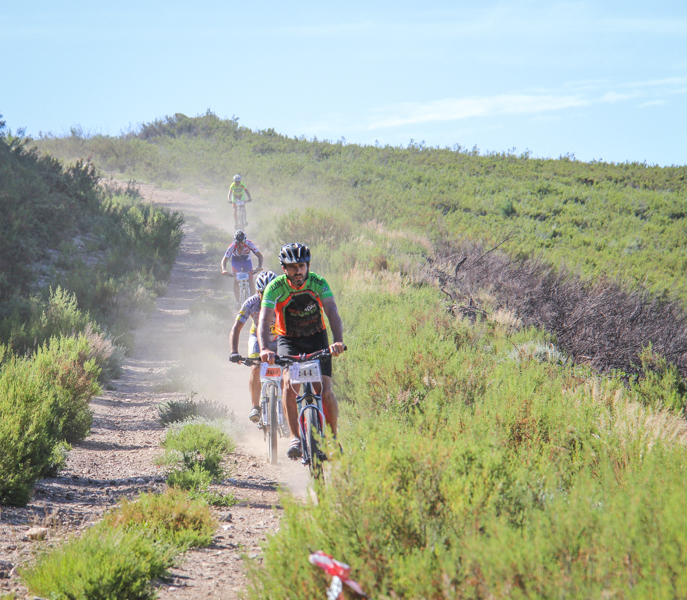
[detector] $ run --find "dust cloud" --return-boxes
[134,183,309,496]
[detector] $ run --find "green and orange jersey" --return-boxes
[261,272,333,337]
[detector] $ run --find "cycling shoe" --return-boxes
[287,437,302,459]
[249,407,260,423]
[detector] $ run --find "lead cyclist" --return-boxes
[258,243,345,460]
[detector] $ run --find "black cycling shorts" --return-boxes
[277,329,331,378]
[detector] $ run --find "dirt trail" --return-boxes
[0,185,306,599]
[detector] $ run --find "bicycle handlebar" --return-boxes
[222,268,262,278]
[274,346,347,365]
[231,346,347,367]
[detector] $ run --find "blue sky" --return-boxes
[2,0,686,165]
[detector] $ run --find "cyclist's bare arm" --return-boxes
[221,255,230,275]
[229,319,244,355]
[254,250,264,270]
[322,296,345,356]
[258,306,277,363]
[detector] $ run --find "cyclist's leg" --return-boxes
[311,342,336,435]
[319,375,338,437]
[277,335,302,443]
[281,368,300,440]
[247,334,261,410]
[233,203,238,227]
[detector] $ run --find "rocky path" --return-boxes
[0,185,306,599]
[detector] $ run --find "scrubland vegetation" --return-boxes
[16,111,687,597]
[21,488,216,599]
[0,115,184,505]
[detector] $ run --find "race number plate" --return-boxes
[260,363,283,381]
[235,272,250,281]
[289,361,322,384]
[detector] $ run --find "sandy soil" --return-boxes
[0,184,307,599]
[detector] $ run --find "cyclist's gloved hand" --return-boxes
[230,353,241,363]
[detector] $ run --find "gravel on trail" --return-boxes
[0,184,308,599]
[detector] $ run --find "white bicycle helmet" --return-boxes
[255,270,277,292]
[233,174,242,182]
[234,230,246,243]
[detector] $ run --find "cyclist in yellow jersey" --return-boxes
[228,174,252,228]
[258,243,344,460]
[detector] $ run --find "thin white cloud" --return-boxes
[368,75,686,130]
[638,100,667,108]
[369,94,588,129]
[600,92,640,103]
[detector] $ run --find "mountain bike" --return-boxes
[235,198,251,231]
[224,268,261,306]
[274,348,344,479]
[235,357,289,464]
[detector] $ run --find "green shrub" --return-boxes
[165,464,236,507]
[20,526,173,600]
[43,441,72,477]
[158,394,229,425]
[0,130,100,304]
[0,349,61,505]
[0,287,125,382]
[102,488,217,550]
[166,463,213,490]
[272,207,353,252]
[158,418,235,479]
[0,335,100,505]
[33,335,101,444]
[632,345,687,413]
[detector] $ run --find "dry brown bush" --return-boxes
[425,240,687,378]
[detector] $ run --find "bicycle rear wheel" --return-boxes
[303,406,323,480]
[268,384,278,465]
[237,205,247,230]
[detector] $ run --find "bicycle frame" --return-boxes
[235,201,248,230]
[235,358,287,464]
[294,381,326,470]
[235,271,251,304]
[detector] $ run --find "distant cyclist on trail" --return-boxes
[221,230,263,306]
[228,174,252,229]
[258,243,345,460]
[229,271,279,423]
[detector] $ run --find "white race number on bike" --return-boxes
[289,361,322,384]
[260,363,283,381]
[235,272,250,281]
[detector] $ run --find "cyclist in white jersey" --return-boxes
[229,271,278,422]
[221,230,263,305]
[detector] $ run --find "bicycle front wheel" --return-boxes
[239,283,250,305]
[303,406,323,480]
[268,384,278,465]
